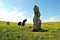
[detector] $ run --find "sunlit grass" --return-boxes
[0,21,60,40]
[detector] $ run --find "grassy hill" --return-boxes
[0,21,60,40]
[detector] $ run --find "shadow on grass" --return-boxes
[39,29,48,32]
[28,26,32,28]
[57,29,60,30]
[32,29,48,32]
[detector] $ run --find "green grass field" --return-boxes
[0,21,60,40]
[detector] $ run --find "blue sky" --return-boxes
[0,0,60,23]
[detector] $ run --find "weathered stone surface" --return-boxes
[22,19,27,26]
[32,5,41,32]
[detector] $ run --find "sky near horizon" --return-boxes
[0,0,60,23]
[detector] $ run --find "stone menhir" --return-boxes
[22,19,27,26]
[7,22,10,25]
[18,22,21,26]
[32,5,41,32]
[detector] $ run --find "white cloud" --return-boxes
[26,18,33,23]
[0,7,27,22]
[0,1,33,23]
[0,1,4,7]
[42,17,60,22]
[0,7,33,23]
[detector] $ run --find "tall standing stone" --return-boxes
[32,5,41,32]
